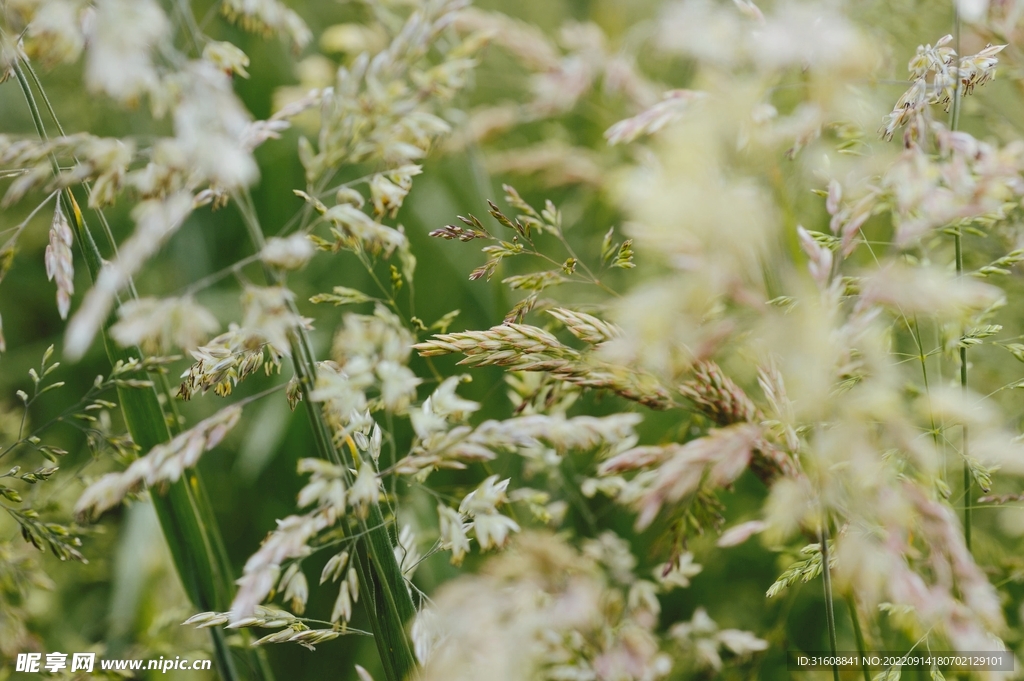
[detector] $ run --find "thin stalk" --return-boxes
[909,316,942,448]
[21,59,128,275]
[951,4,971,552]
[817,202,842,681]
[956,232,971,551]
[845,593,872,681]
[67,190,242,680]
[157,369,276,681]
[234,191,417,681]
[962,361,972,550]
[12,60,269,681]
[820,526,840,681]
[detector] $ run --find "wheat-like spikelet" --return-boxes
[43,204,73,319]
[415,324,673,409]
[679,360,799,484]
[75,405,243,521]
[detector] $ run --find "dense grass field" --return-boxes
[3,1,1024,679]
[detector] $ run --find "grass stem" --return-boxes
[846,592,872,681]
[951,3,972,553]
[234,190,418,681]
[12,58,270,681]
[820,525,840,681]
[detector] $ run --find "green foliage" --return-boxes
[7,1,1024,680]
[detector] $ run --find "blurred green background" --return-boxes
[3,1,1024,680]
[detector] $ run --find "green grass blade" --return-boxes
[10,55,274,679]
[291,335,418,681]
[240,192,418,681]
[64,190,251,681]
